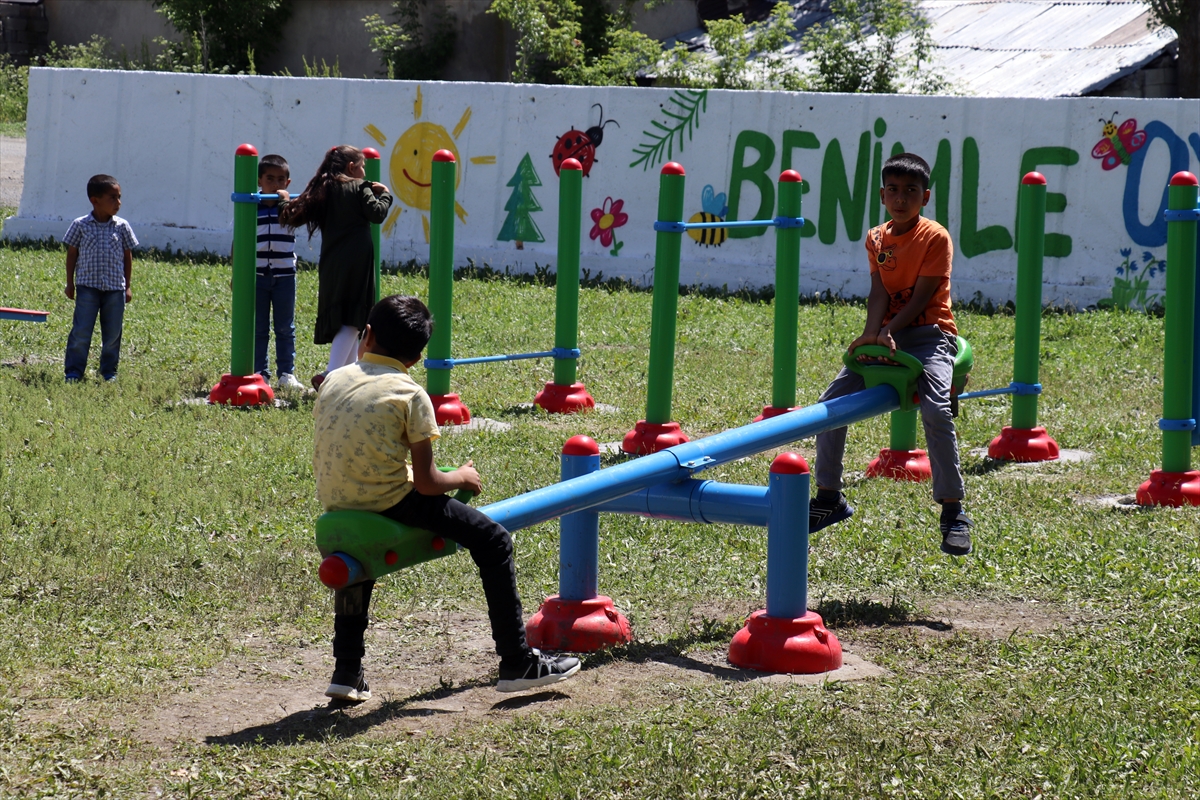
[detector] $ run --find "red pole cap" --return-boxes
[1022,172,1046,185]
[1169,171,1198,187]
[433,149,456,163]
[363,147,381,160]
[661,162,685,176]
[561,158,582,171]
[779,170,802,183]
[318,555,349,590]
[770,452,810,474]
[235,143,258,157]
[563,435,600,456]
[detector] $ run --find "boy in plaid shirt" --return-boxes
[63,174,138,382]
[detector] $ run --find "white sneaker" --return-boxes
[276,373,306,391]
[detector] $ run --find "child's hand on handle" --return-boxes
[455,460,483,495]
[276,190,290,201]
[369,182,390,196]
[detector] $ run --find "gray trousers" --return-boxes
[814,324,965,502]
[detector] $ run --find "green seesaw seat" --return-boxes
[841,337,973,481]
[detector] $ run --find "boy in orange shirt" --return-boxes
[810,153,972,556]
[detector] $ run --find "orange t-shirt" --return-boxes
[866,215,956,336]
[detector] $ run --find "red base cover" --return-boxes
[534,382,596,414]
[621,420,689,455]
[728,610,842,674]
[988,426,1059,462]
[1136,469,1200,507]
[429,393,471,426]
[527,595,632,653]
[867,448,932,482]
[208,373,274,407]
[753,405,799,422]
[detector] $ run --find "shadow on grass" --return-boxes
[815,596,951,632]
[963,457,1011,477]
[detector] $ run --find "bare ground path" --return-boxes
[1,135,24,208]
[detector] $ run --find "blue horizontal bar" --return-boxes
[424,347,578,371]
[1159,417,1197,432]
[1164,208,1200,222]
[653,216,804,233]
[479,383,898,533]
[956,386,1016,400]
[231,192,288,204]
[595,479,770,526]
[0,309,48,322]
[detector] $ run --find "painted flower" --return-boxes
[589,197,628,249]
[1120,248,1132,258]
[1142,250,1155,264]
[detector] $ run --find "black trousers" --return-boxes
[332,491,532,669]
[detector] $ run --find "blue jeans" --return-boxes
[64,286,124,380]
[254,272,296,380]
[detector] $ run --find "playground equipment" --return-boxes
[863,171,1058,480]
[424,150,594,425]
[1138,171,1200,507]
[209,143,275,407]
[365,148,383,303]
[1,307,48,322]
[623,163,805,455]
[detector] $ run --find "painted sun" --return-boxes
[365,85,496,243]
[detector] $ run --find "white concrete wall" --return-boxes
[7,68,1199,307]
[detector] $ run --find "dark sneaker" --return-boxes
[325,666,371,702]
[940,511,973,556]
[810,495,854,533]
[496,649,580,693]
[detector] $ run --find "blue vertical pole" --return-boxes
[559,436,602,601]
[765,453,810,619]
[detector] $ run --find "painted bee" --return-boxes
[687,185,728,247]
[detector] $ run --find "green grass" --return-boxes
[1,241,1198,797]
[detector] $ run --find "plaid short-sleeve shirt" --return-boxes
[63,213,139,291]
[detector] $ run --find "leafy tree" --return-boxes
[1147,0,1198,97]
[797,0,949,94]
[150,0,293,73]
[363,0,457,80]
[659,2,802,90]
[487,0,583,83]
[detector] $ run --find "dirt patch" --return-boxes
[0,136,24,207]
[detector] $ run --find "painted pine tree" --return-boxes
[497,153,545,249]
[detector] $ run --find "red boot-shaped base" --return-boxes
[208,373,274,407]
[867,448,932,482]
[753,405,800,422]
[988,426,1059,462]
[1137,469,1200,507]
[621,420,689,455]
[429,393,471,426]
[527,595,632,653]
[534,382,596,414]
[728,610,842,674]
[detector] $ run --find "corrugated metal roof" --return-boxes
[663,0,1178,97]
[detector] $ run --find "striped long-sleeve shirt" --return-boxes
[257,201,296,276]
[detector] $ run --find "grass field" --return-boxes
[1,239,1198,798]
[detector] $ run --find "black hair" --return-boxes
[86,174,119,199]
[278,145,364,238]
[259,154,289,178]
[881,153,931,190]
[367,295,433,362]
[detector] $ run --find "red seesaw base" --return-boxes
[867,448,931,481]
[728,610,842,674]
[208,373,274,407]
[1137,470,1200,507]
[621,420,689,455]
[527,595,632,653]
[429,393,471,426]
[988,426,1059,462]
[754,405,800,422]
[534,382,595,414]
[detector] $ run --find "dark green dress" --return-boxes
[314,179,393,344]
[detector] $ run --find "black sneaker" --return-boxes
[940,510,973,556]
[810,494,854,533]
[496,649,581,693]
[325,666,371,702]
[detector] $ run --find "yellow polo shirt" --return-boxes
[313,353,440,512]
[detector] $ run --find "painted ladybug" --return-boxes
[550,103,619,177]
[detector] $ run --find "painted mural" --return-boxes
[6,69,1199,307]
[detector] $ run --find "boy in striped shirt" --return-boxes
[254,155,304,391]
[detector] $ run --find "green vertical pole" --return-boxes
[1012,173,1047,430]
[771,171,802,411]
[644,163,686,425]
[554,160,583,387]
[364,147,382,303]
[231,144,258,377]
[1161,173,1198,474]
[427,151,456,398]
[888,410,919,450]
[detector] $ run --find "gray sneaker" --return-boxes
[496,649,580,693]
[276,372,306,391]
[325,666,371,703]
[940,511,973,556]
